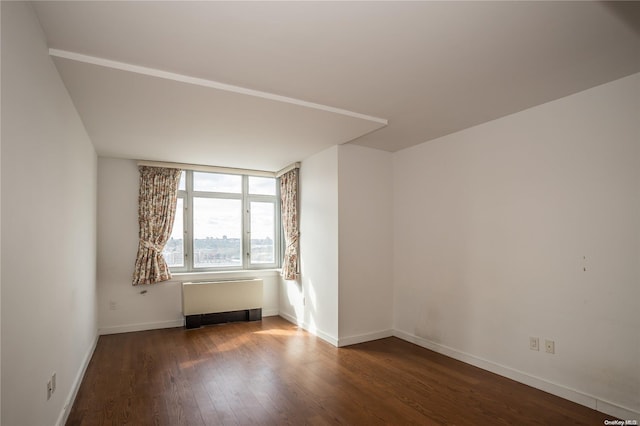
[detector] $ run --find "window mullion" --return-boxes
[276,179,282,269]
[186,171,194,271]
[243,175,250,269]
[179,194,187,271]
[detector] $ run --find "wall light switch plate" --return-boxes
[529,337,539,351]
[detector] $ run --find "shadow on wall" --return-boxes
[283,276,319,336]
[285,279,304,322]
[602,2,640,37]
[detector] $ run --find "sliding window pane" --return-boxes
[248,176,276,195]
[250,201,275,264]
[194,172,241,193]
[193,198,242,268]
[162,198,184,268]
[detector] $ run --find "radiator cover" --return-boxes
[182,279,263,329]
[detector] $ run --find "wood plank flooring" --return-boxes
[67,316,614,425]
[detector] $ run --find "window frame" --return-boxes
[167,170,281,273]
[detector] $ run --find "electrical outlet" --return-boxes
[529,337,539,351]
[545,339,555,354]
[47,380,53,400]
[109,301,117,310]
[52,372,56,393]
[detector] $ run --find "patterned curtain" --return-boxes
[132,166,182,285]
[280,168,299,280]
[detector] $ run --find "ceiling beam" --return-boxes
[49,48,388,126]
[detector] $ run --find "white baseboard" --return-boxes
[278,311,339,347]
[596,399,640,422]
[392,329,639,420]
[56,333,99,426]
[278,311,304,327]
[314,329,338,347]
[99,319,184,335]
[338,329,394,347]
[99,308,279,335]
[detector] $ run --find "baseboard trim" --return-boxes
[56,333,99,426]
[392,329,639,420]
[99,319,184,335]
[313,329,338,347]
[278,311,339,347]
[278,311,303,327]
[99,309,279,335]
[596,399,640,422]
[338,329,394,347]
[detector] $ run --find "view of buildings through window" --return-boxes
[162,171,279,270]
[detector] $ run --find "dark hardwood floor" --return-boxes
[67,316,614,425]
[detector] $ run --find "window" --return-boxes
[162,170,281,271]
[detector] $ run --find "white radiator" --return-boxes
[182,279,263,316]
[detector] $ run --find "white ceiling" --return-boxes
[33,1,640,171]
[49,53,385,171]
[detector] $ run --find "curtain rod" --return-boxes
[137,160,300,178]
[275,162,301,178]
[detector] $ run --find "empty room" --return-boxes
[1,1,639,425]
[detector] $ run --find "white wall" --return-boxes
[337,144,394,345]
[393,73,640,417]
[97,157,280,334]
[0,4,3,422]
[1,3,98,426]
[280,146,340,344]
[281,144,395,347]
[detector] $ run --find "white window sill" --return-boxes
[168,269,281,283]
